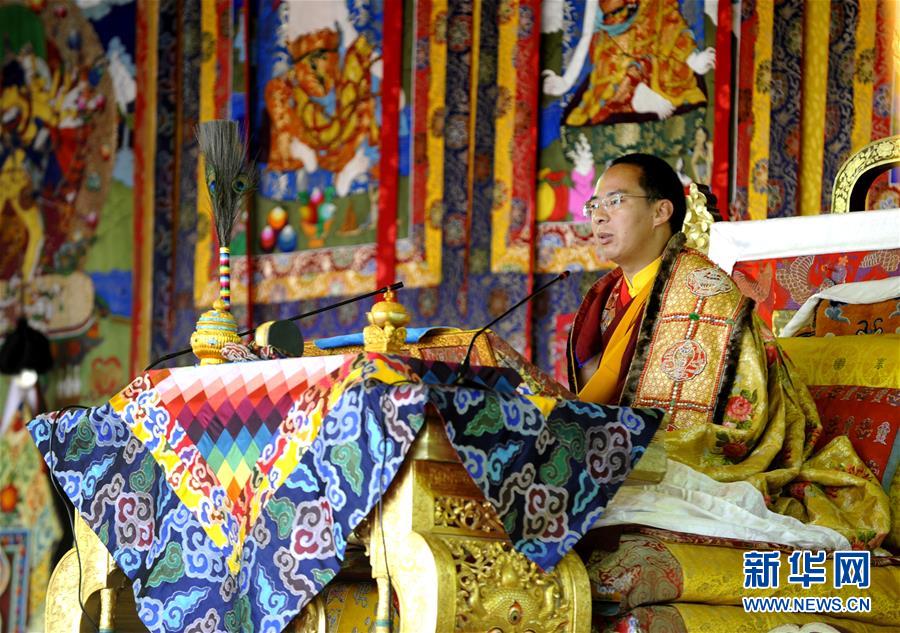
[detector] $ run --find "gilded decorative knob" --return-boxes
[367,289,410,329]
[364,289,410,353]
[684,183,714,254]
[190,299,241,365]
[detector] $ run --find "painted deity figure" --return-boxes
[1,48,104,280]
[543,0,715,124]
[264,26,378,196]
[690,126,713,184]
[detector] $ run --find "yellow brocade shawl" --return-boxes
[570,234,891,549]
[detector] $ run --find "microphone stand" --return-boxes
[453,271,570,383]
[145,282,405,371]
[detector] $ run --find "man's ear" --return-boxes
[654,199,674,228]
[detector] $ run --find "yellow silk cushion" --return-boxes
[890,473,900,551]
[779,334,900,551]
[777,334,900,389]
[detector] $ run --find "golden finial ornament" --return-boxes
[684,182,715,254]
[363,289,410,353]
[190,120,257,365]
[190,299,241,365]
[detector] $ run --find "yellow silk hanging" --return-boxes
[578,281,653,405]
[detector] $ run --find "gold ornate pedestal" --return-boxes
[45,515,142,633]
[363,289,410,353]
[190,299,241,365]
[367,414,592,633]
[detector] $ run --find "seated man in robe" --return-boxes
[567,153,890,549]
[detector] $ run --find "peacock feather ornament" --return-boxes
[190,120,257,365]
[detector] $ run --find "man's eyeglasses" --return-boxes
[584,193,655,217]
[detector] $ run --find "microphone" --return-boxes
[253,319,304,358]
[145,282,405,371]
[454,270,571,383]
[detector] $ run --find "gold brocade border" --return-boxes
[747,0,774,220]
[631,252,747,429]
[194,0,220,307]
[397,0,445,287]
[302,330,497,367]
[798,0,831,216]
[671,543,900,626]
[675,603,887,633]
[777,334,900,389]
[851,0,877,155]
[490,1,529,272]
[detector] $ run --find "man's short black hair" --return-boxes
[610,153,686,233]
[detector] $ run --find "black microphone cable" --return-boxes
[365,374,425,633]
[376,385,395,633]
[452,270,571,384]
[46,404,101,632]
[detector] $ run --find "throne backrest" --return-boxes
[831,135,900,212]
[708,135,900,333]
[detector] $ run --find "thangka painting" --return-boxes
[193,0,428,308]
[0,0,155,398]
[536,0,722,275]
[732,0,898,219]
[0,389,61,630]
[0,530,28,633]
[532,0,727,385]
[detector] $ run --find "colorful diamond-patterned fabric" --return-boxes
[29,354,660,633]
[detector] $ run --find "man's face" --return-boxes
[586,163,664,269]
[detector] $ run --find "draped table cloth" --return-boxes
[29,353,662,633]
